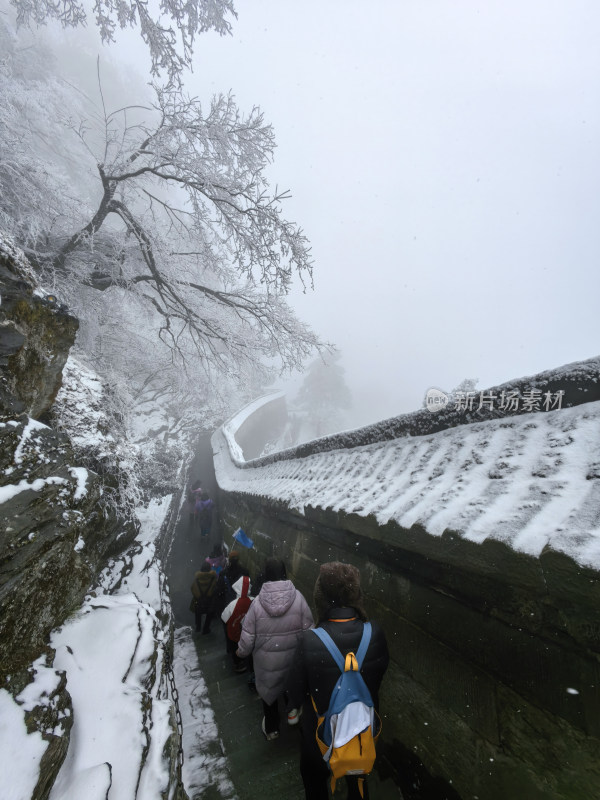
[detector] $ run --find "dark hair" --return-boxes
[200,562,212,573]
[313,562,367,623]
[264,557,287,582]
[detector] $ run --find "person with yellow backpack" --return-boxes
[287,562,389,800]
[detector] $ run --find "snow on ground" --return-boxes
[1,353,227,800]
[46,495,183,800]
[0,475,68,504]
[1,491,231,800]
[48,592,171,800]
[0,660,64,800]
[2,498,171,800]
[173,628,237,800]
[12,418,49,465]
[214,399,600,570]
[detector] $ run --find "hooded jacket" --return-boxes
[221,575,253,624]
[191,569,217,612]
[237,580,314,705]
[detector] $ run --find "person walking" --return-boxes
[190,562,217,634]
[205,543,227,575]
[236,558,314,740]
[286,562,389,800]
[211,551,250,653]
[186,478,202,529]
[195,490,214,538]
[221,574,253,672]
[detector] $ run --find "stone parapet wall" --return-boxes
[216,489,600,800]
[213,360,600,800]
[232,394,288,460]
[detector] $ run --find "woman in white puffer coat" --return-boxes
[237,558,314,740]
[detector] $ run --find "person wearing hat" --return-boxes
[287,562,389,800]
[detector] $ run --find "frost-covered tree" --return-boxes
[8,0,237,86]
[0,19,322,393]
[0,21,91,246]
[450,377,479,398]
[293,351,352,441]
[46,84,319,377]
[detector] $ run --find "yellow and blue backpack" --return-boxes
[311,622,381,797]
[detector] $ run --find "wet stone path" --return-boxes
[189,626,307,799]
[167,442,404,799]
[178,622,404,799]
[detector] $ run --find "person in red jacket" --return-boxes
[221,575,253,672]
[287,562,389,800]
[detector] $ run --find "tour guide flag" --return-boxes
[233,528,254,549]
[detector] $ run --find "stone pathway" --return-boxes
[185,623,404,800]
[168,440,404,799]
[190,626,305,799]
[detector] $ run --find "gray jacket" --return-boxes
[237,579,314,704]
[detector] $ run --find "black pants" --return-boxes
[263,698,279,734]
[299,704,369,800]
[194,608,213,634]
[223,623,247,669]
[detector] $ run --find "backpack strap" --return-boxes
[312,622,372,671]
[355,622,372,668]
[312,627,345,671]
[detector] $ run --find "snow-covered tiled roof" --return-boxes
[213,364,600,570]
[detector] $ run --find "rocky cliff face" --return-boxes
[0,234,140,798]
[0,236,78,421]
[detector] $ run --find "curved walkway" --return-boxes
[166,441,404,800]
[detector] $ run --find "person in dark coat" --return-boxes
[195,490,214,538]
[211,552,250,646]
[287,562,389,800]
[190,562,217,634]
[187,478,202,528]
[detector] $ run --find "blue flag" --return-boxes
[233,528,254,548]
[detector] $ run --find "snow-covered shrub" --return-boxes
[52,355,142,523]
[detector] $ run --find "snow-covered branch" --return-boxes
[10,0,237,86]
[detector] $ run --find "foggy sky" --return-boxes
[9,0,600,429]
[189,1,600,427]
